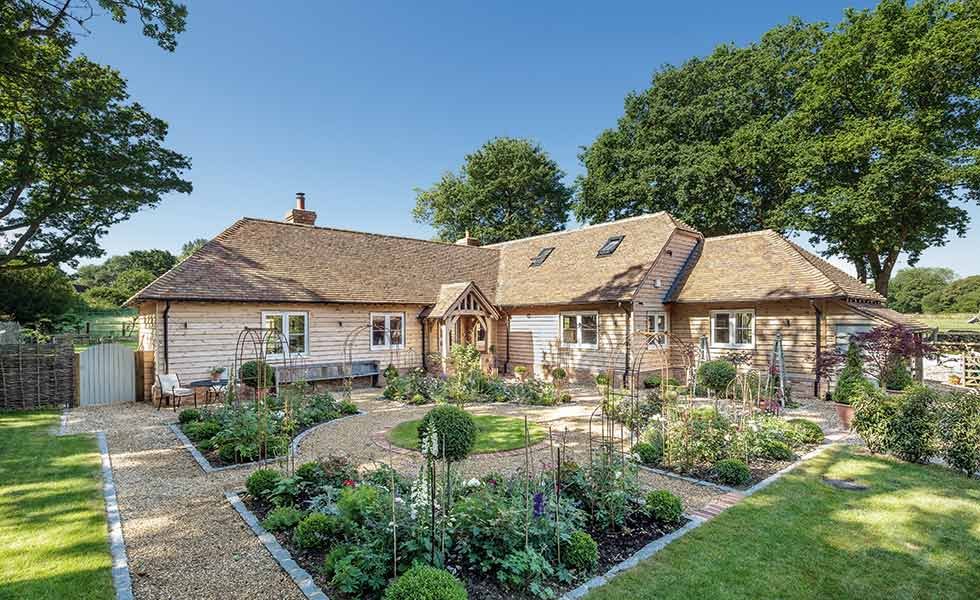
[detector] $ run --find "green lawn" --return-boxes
[388,414,548,454]
[917,312,980,332]
[0,412,113,600]
[587,445,980,600]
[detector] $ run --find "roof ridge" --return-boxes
[482,212,677,248]
[240,217,500,252]
[703,229,776,242]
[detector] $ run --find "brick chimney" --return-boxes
[284,192,317,226]
[455,229,481,246]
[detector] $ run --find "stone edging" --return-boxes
[225,491,329,600]
[743,441,835,497]
[636,463,737,493]
[561,516,707,599]
[57,408,70,436]
[170,412,366,474]
[97,432,135,600]
[370,425,552,458]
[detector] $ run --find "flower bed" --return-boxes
[178,391,358,467]
[241,447,685,599]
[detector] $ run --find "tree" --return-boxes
[74,248,174,306]
[413,137,572,244]
[0,1,191,271]
[786,0,980,296]
[575,20,827,235]
[921,275,980,313]
[179,238,208,260]
[127,249,176,274]
[0,265,79,324]
[888,267,956,313]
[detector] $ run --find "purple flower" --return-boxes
[533,492,545,518]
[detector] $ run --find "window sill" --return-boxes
[710,343,754,350]
[371,345,405,352]
[562,343,599,350]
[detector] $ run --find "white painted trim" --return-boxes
[644,310,670,348]
[709,309,755,349]
[369,312,406,351]
[560,311,599,350]
[261,310,310,358]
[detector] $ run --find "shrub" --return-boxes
[240,360,276,388]
[262,505,304,532]
[787,419,825,445]
[697,360,737,394]
[384,564,468,600]
[245,468,281,500]
[888,384,937,463]
[832,342,865,404]
[410,393,427,405]
[417,405,477,462]
[883,360,913,391]
[852,381,896,453]
[632,441,662,466]
[315,455,358,488]
[664,406,731,468]
[178,408,201,424]
[336,485,380,523]
[295,461,327,487]
[936,392,980,475]
[563,530,598,571]
[338,399,358,415]
[758,438,794,461]
[643,373,680,389]
[293,513,345,550]
[183,419,220,442]
[713,458,751,485]
[646,490,683,524]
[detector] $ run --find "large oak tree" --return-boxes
[0,1,190,271]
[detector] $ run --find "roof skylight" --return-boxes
[596,235,624,257]
[530,247,555,267]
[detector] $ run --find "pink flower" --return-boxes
[343,479,356,487]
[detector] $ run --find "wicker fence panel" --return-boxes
[0,339,75,410]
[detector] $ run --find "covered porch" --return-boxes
[420,282,501,374]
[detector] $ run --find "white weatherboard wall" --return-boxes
[78,343,135,406]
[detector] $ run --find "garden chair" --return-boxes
[157,373,195,411]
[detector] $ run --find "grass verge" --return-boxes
[388,414,548,453]
[0,412,113,600]
[587,445,980,600]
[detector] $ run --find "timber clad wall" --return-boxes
[496,304,629,381]
[669,299,823,393]
[144,301,424,382]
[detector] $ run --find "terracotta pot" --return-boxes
[834,402,855,430]
[949,375,962,386]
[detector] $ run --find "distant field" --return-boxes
[917,313,980,332]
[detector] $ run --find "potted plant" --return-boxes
[834,395,855,430]
[831,343,864,430]
[949,374,962,386]
[209,366,226,382]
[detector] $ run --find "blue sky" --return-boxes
[75,0,978,277]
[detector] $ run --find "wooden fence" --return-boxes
[0,339,75,410]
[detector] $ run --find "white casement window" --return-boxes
[370,312,405,350]
[835,324,872,352]
[561,312,599,349]
[710,310,754,348]
[646,311,669,347]
[262,311,309,357]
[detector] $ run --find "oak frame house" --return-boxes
[130,195,922,399]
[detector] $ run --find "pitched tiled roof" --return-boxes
[488,212,691,306]
[130,219,500,304]
[669,230,884,303]
[131,213,695,308]
[846,303,930,330]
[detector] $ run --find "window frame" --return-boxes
[709,309,755,349]
[370,312,406,351]
[261,310,309,358]
[645,311,669,348]
[529,247,555,267]
[560,311,600,350]
[835,324,872,352]
[596,235,625,257]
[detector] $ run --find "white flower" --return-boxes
[464,478,481,488]
[615,470,622,479]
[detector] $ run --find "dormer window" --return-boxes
[530,247,555,267]
[597,235,624,257]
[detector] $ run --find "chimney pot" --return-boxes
[296,192,306,210]
[285,192,316,226]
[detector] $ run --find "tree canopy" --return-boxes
[0,1,191,271]
[179,238,208,260]
[0,265,79,324]
[921,275,980,313]
[576,0,980,297]
[887,267,956,313]
[413,137,572,244]
[75,248,176,307]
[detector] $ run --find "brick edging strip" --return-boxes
[225,491,329,600]
[97,432,135,600]
[170,411,366,473]
[561,515,707,599]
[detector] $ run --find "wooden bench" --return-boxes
[274,360,380,394]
